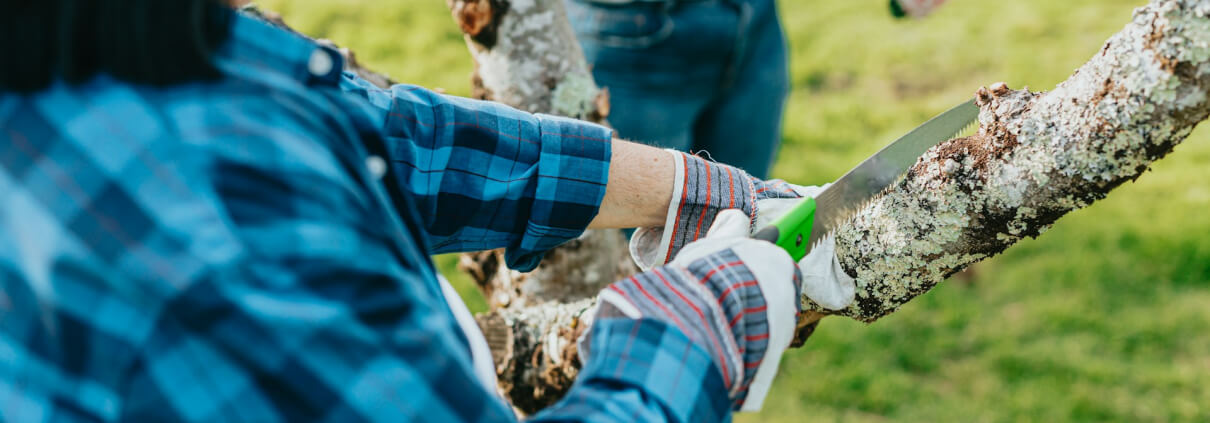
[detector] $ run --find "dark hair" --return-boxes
[1,0,234,93]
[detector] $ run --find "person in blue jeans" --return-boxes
[565,0,949,179]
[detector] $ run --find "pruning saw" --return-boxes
[754,99,979,261]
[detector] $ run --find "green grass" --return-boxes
[255,0,1210,420]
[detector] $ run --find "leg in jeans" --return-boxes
[692,0,789,179]
[564,0,742,152]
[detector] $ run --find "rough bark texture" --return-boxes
[460,235,636,413]
[475,299,595,413]
[444,0,629,412]
[461,233,638,309]
[826,0,1210,322]
[447,0,610,121]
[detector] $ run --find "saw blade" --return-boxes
[806,99,979,250]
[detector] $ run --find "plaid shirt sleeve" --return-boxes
[340,75,613,271]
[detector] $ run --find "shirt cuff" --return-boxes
[578,318,732,422]
[504,114,613,271]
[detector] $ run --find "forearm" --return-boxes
[588,140,675,229]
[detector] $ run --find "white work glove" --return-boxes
[672,209,802,411]
[592,209,800,411]
[630,150,856,312]
[753,184,857,312]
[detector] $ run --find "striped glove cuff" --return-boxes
[630,151,806,269]
[594,246,802,409]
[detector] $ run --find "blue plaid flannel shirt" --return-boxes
[0,12,733,423]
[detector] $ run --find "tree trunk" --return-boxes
[454,0,1210,412]
[444,0,634,413]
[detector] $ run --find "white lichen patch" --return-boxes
[511,0,536,12]
[471,0,599,115]
[551,72,600,118]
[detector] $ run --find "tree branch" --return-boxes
[829,0,1210,322]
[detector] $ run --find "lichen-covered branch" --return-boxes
[827,0,1210,322]
[445,0,622,312]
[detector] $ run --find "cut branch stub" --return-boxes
[446,0,606,120]
[475,299,594,413]
[448,0,510,48]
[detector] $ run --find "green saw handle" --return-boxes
[752,196,816,262]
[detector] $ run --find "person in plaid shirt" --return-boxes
[0,1,855,421]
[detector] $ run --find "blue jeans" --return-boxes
[565,0,789,179]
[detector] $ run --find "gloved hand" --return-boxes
[630,151,856,312]
[753,183,856,312]
[589,209,801,411]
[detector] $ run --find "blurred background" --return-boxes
[257,0,1210,420]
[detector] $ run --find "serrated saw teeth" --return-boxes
[800,98,978,253]
[950,119,978,140]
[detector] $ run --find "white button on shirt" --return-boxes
[307,49,334,77]
[365,155,387,180]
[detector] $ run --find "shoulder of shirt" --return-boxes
[214,11,348,92]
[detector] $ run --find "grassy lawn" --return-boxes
[255,0,1210,420]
